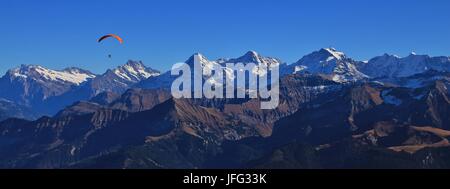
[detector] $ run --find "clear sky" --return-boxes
[1,0,450,74]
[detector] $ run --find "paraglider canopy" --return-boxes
[98,34,123,44]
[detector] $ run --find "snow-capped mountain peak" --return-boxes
[111,60,160,82]
[228,51,282,68]
[322,48,346,60]
[289,48,367,82]
[193,52,207,60]
[295,48,347,66]
[6,64,96,85]
[186,53,225,78]
[185,53,210,66]
[360,52,449,78]
[234,50,260,63]
[186,51,282,69]
[0,65,97,107]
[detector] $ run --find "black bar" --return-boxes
[1,169,450,188]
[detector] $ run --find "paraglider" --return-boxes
[98,34,123,59]
[98,34,123,44]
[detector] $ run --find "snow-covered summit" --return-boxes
[322,48,346,60]
[110,60,160,82]
[360,52,450,78]
[289,48,368,82]
[6,64,96,85]
[228,50,282,67]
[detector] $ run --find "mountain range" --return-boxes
[0,60,160,118]
[0,48,449,168]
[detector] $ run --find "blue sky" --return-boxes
[1,0,450,74]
